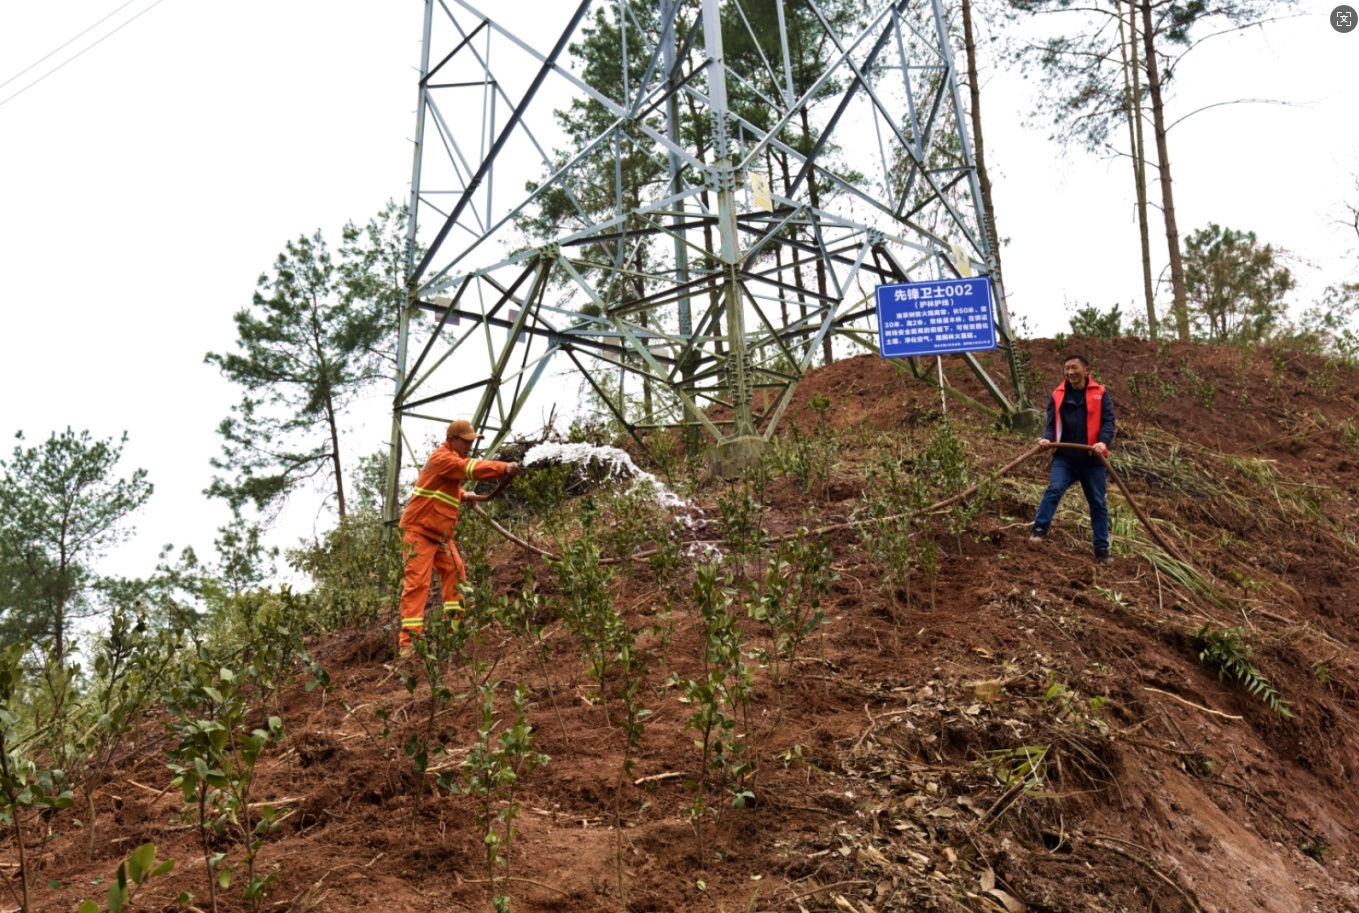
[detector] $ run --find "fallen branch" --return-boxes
[461,877,574,899]
[1142,687,1243,721]
[766,879,874,909]
[1111,734,1205,758]
[1091,838,1205,913]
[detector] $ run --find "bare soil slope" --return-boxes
[27,338,1359,913]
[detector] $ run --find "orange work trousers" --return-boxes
[398,526,466,648]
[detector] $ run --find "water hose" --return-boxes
[470,442,1191,568]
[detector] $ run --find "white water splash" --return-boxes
[685,541,724,561]
[522,441,697,515]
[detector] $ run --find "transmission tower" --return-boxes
[386,0,1028,515]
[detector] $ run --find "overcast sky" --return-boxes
[1,0,1354,587]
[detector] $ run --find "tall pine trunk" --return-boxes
[780,148,813,362]
[685,93,725,357]
[800,108,834,367]
[310,303,347,518]
[1118,0,1157,337]
[325,395,347,519]
[960,0,1004,283]
[1141,0,1190,341]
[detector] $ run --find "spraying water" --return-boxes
[521,441,696,514]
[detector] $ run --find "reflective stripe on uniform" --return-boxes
[401,617,424,628]
[411,485,460,508]
[465,458,479,481]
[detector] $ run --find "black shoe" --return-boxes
[1028,530,1046,543]
[1094,548,1110,564]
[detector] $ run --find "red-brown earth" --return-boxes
[17,336,1359,912]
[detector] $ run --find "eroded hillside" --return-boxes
[24,338,1359,913]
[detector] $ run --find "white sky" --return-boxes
[0,0,1355,586]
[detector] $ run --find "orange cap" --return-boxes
[446,419,484,441]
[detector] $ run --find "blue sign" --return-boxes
[876,275,996,358]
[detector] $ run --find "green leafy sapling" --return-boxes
[400,603,469,806]
[459,684,548,913]
[71,606,183,861]
[166,653,286,913]
[0,641,76,913]
[670,562,755,866]
[77,842,179,913]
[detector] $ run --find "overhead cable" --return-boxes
[0,0,171,111]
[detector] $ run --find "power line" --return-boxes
[0,0,172,111]
[0,0,142,91]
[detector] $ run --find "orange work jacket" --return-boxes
[399,442,511,539]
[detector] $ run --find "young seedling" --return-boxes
[401,603,466,810]
[69,606,183,861]
[751,526,833,720]
[458,683,548,913]
[0,642,76,913]
[1197,625,1293,718]
[670,562,755,867]
[499,569,568,741]
[77,842,180,913]
[165,653,286,913]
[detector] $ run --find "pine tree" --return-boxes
[1182,223,1294,342]
[0,429,152,658]
[205,203,405,520]
[1012,0,1297,342]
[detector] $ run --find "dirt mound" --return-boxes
[27,337,1359,912]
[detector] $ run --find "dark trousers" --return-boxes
[1033,458,1109,551]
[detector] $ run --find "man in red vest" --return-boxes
[397,419,521,656]
[1030,354,1116,563]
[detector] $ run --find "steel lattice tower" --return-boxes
[386,0,1028,515]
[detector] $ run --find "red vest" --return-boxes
[1052,379,1105,447]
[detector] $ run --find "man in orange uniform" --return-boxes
[398,419,521,655]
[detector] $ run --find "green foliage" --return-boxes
[986,745,1054,798]
[857,452,933,617]
[166,652,287,912]
[771,405,839,497]
[78,842,177,913]
[715,474,770,580]
[0,428,153,657]
[65,606,183,860]
[922,416,993,545]
[1179,363,1217,412]
[459,683,548,912]
[1183,223,1295,343]
[550,506,619,697]
[401,601,471,801]
[671,562,755,866]
[206,587,330,705]
[204,202,407,519]
[0,641,76,911]
[1126,371,1176,410]
[1196,625,1292,718]
[1040,676,1109,730]
[1069,302,1123,339]
[212,512,278,599]
[288,510,403,631]
[750,528,833,693]
[1300,840,1331,863]
[1284,283,1359,364]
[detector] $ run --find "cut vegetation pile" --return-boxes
[13,336,1359,913]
